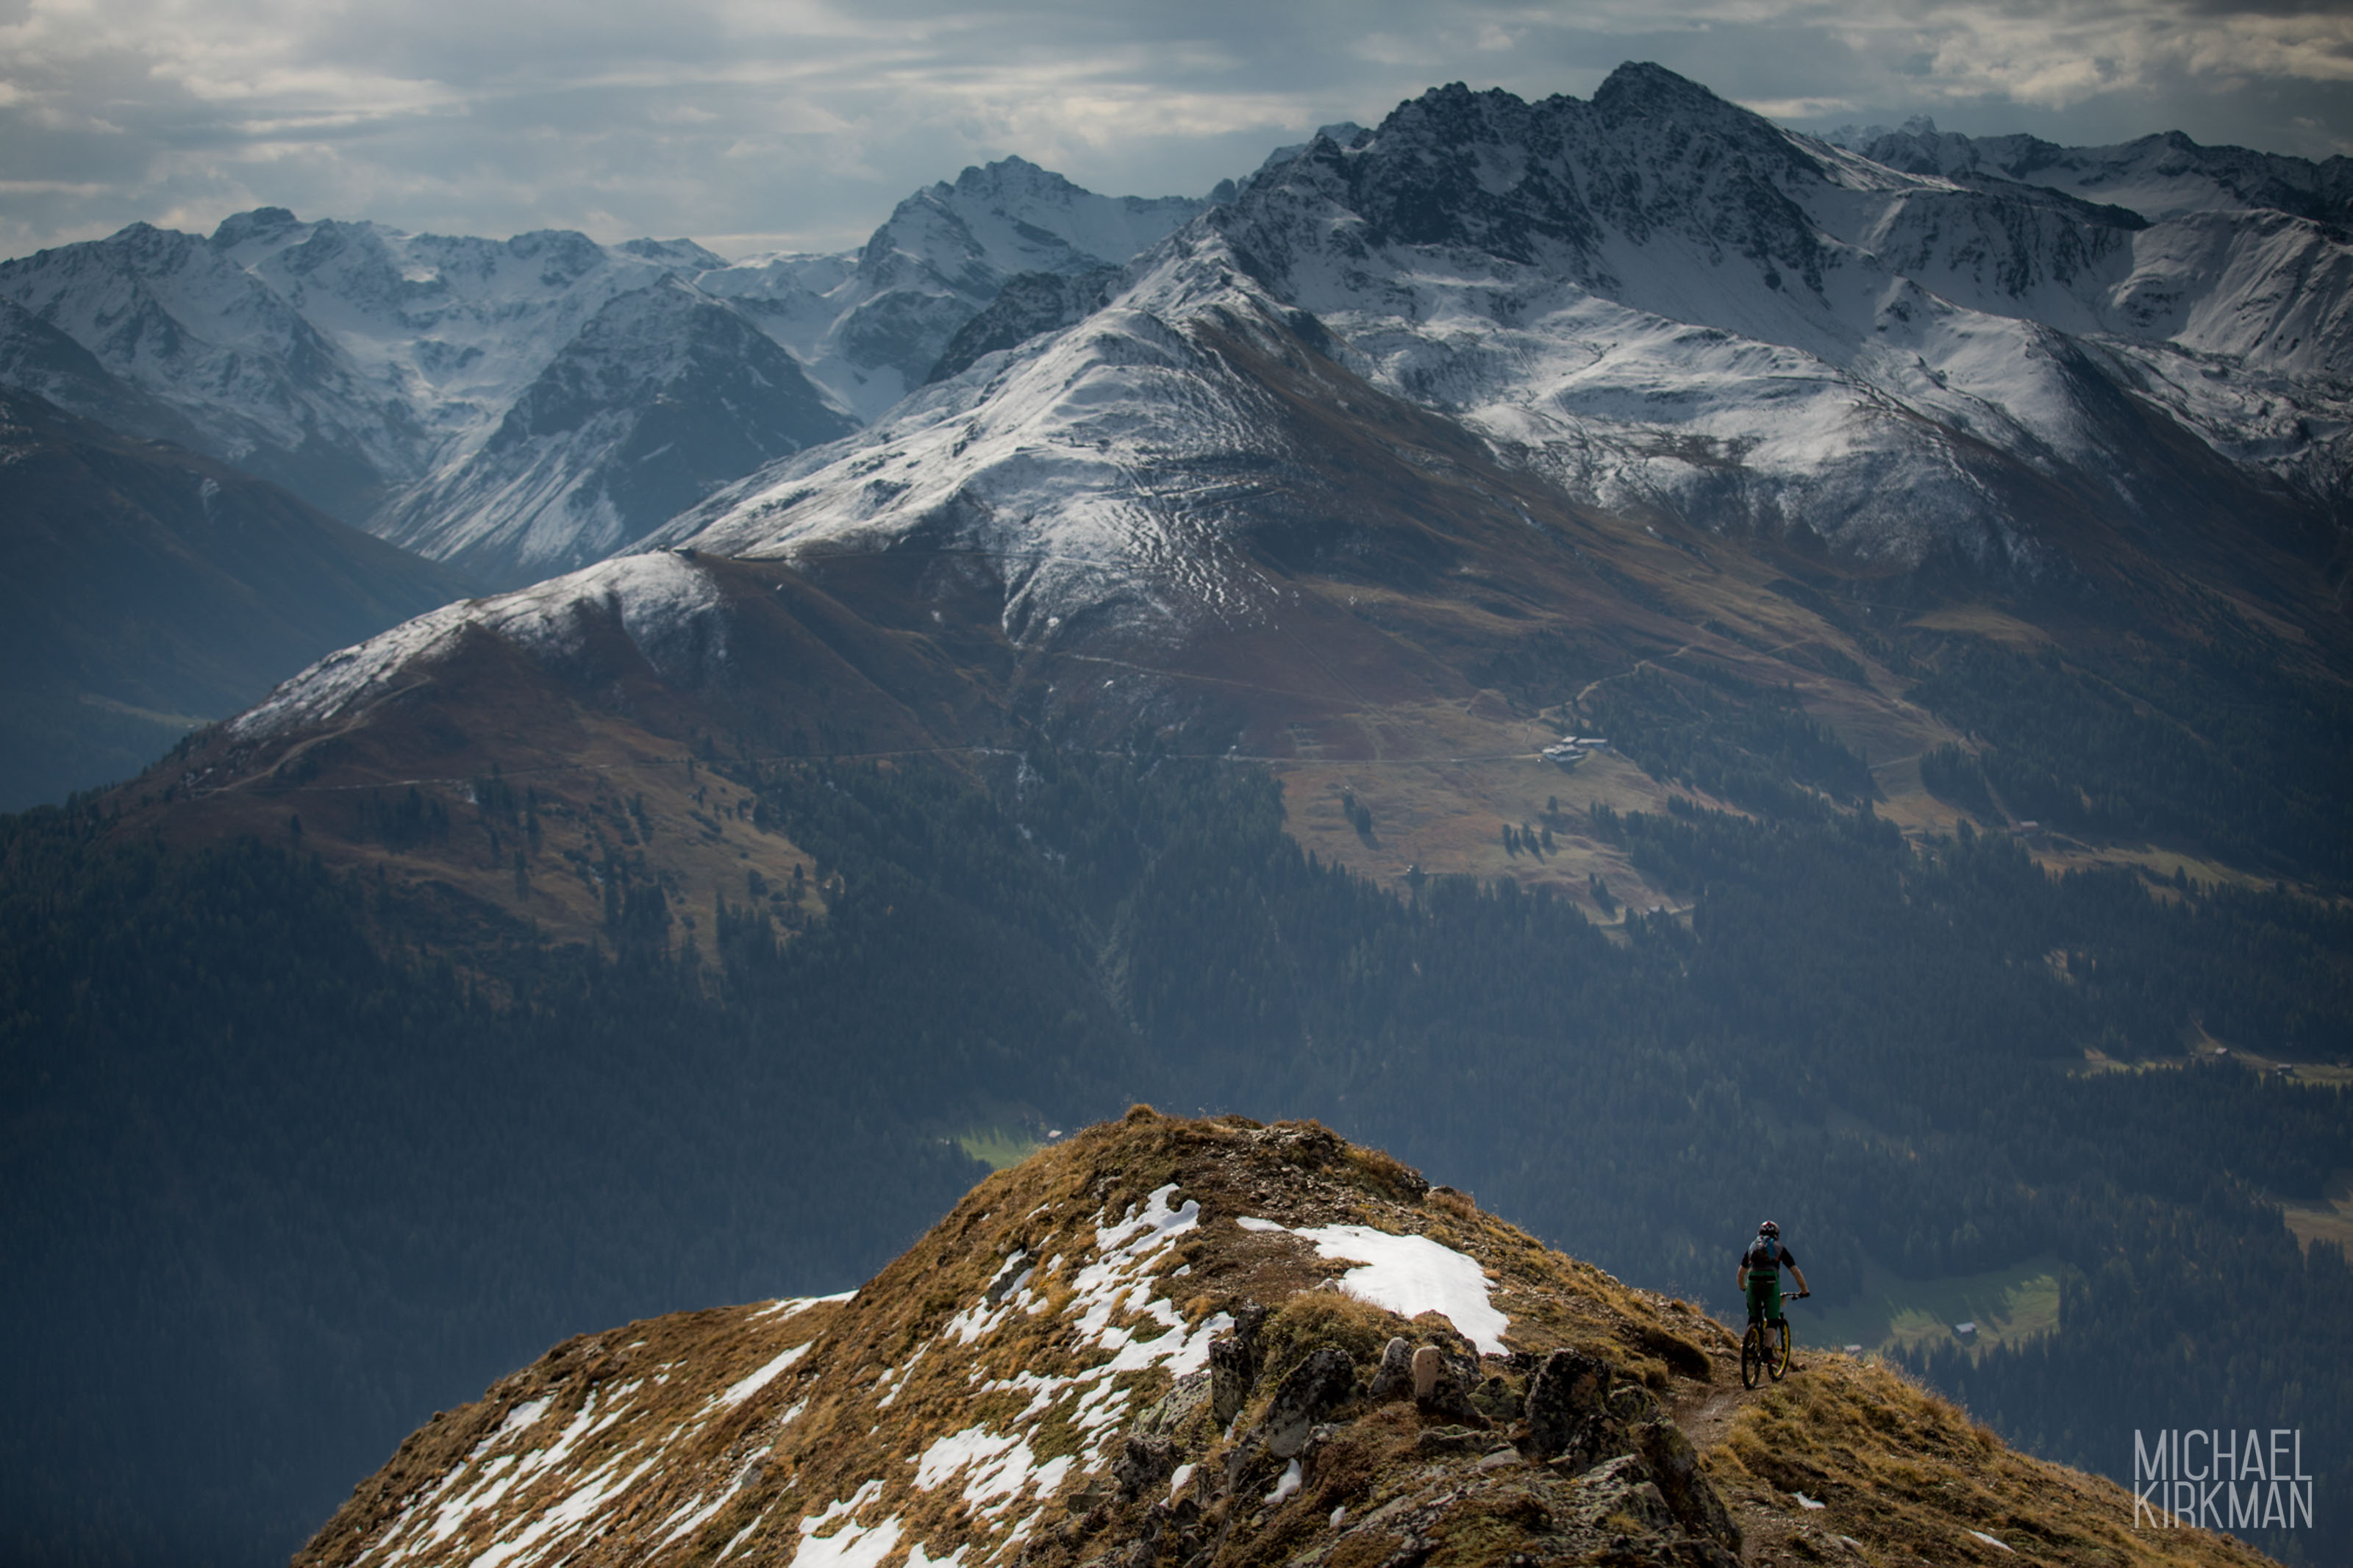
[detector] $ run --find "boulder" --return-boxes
[1134,1370,1209,1438]
[1262,1347,1360,1458]
[1410,1347,1488,1428]
[1368,1336,1415,1402]
[1574,1453,1678,1536]
[1410,1345,1444,1401]
[1632,1417,1742,1553]
[1470,1374,1522,1423]
[1209,1303,1268,1425]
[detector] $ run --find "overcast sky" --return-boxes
[4,0,2350,262]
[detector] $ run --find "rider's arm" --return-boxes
[1790,1264,1810,1296]
[1736,1265,1749,1292]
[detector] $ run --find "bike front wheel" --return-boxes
[1767,1319,1792,1381]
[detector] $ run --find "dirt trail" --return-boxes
[1665,1329,1823,1565]
[1677,1378,1746,1454]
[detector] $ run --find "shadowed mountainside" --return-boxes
[0,387,473,809]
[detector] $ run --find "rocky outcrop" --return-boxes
[1082,1312,1740,1568]
[1209,1302,1268,1425]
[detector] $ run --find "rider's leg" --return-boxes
[1764,1275,1785,1328]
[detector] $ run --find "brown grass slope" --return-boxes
[299,1112,2273,1568]
[112,553,1018,952]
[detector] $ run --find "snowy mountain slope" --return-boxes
[0,296,210,452]
[0,221,427,519]
[1828,116,2353,229]
[213,207,720,456]
[660,251,1299,645]
[223,551,731,747]
[214,254,1635,782]
[925,265,1122,386]
[0,208,715,526]
[659,66,2346,606]
[366,278,858,585]
[699,157,1208,419]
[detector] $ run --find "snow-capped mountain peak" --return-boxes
[708,156,1213,422]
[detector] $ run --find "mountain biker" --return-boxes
[1737,1220,1809,1331]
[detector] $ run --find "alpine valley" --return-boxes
[2,63,2351,1568]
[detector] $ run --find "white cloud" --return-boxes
[1737,96,1860,118]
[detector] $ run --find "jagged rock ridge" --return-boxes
[301,1113,2270,1568]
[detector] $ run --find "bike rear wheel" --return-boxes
[1740,1322,1765,1389]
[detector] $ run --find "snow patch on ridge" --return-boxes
[793,1481,903,1568]
[229,551,722,740]
[718,1342,812,1409]
[901,1181,1230,1552]
[1238,1217,1510,1355]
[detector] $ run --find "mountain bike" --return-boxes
[1740,1292,1807,1389]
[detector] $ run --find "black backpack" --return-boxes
[1744,1236,1782,1274]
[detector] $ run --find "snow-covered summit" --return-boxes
[664,222,1293,643]
[700,157,1208,420]
[1196,64,2352,554]
[210,207,702,438]
[368,276,857,584]
[0,219,427,518]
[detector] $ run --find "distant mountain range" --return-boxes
[1824,114,2353,227]
[63,63,2346,914]
[143,67,2344,878]
[668,68,2350,622]
[9,70,2348,611]
[0,160,1210,587]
